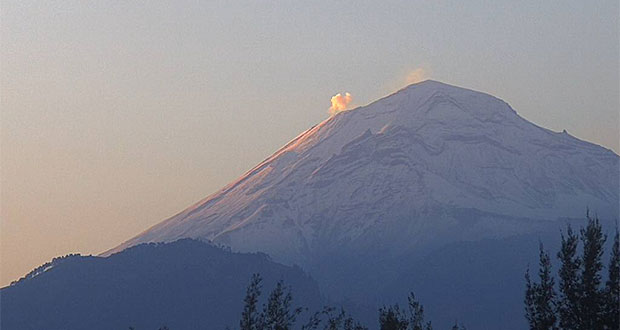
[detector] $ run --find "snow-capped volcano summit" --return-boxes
[108,80,618,262]
[102,80,618,328]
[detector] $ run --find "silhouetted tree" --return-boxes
[602,228,619,330]
[377,295,434,330]
[236,275,369,330]
[378,305,408,330]
[232,274,480,330]
[557,225,581,330]
[579,213,606,329]
[261,281,302,330]
[302,307,367,330]
[524,243,557,330]
[525,212,620,330]
[241,274,263,330]
[406,293,432,330]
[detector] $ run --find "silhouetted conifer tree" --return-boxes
[579,213,606,329]
[378,305,408,330]
[525,267,537,327]
[261,281,302,330]
[302,307,367,330]
[406,293,432,330]
[241,274,263,330]
[557,225,581,330]
[526,212,619,330]
[378,296,433,330]
[602,228,619,330]
[524,243,557,330]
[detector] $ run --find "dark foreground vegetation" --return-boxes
[230,273,467,330]
[139,212,618,330]
[145,273,467,330]
[524,213,619,330]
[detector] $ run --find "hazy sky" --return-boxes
[1,0,618,286]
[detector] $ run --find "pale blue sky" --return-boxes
[1,0,618,286]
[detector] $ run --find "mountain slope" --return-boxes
[101,80,619,329]
[108,80,618,262]
[1,239,322,330]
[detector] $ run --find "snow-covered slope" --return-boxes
[108,80,618,263]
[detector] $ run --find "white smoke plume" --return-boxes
[329,92,353,115]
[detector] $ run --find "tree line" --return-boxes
[134,213,619,330]
[233,273,466,330]
[143,274,467,330]
[524,213,619,330]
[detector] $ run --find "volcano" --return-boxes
[109,81,618,256]
[107,80,618,328]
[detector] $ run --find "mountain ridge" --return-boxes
[1,239,322,330]
[106,80,618,259]
[12,80,618,329]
